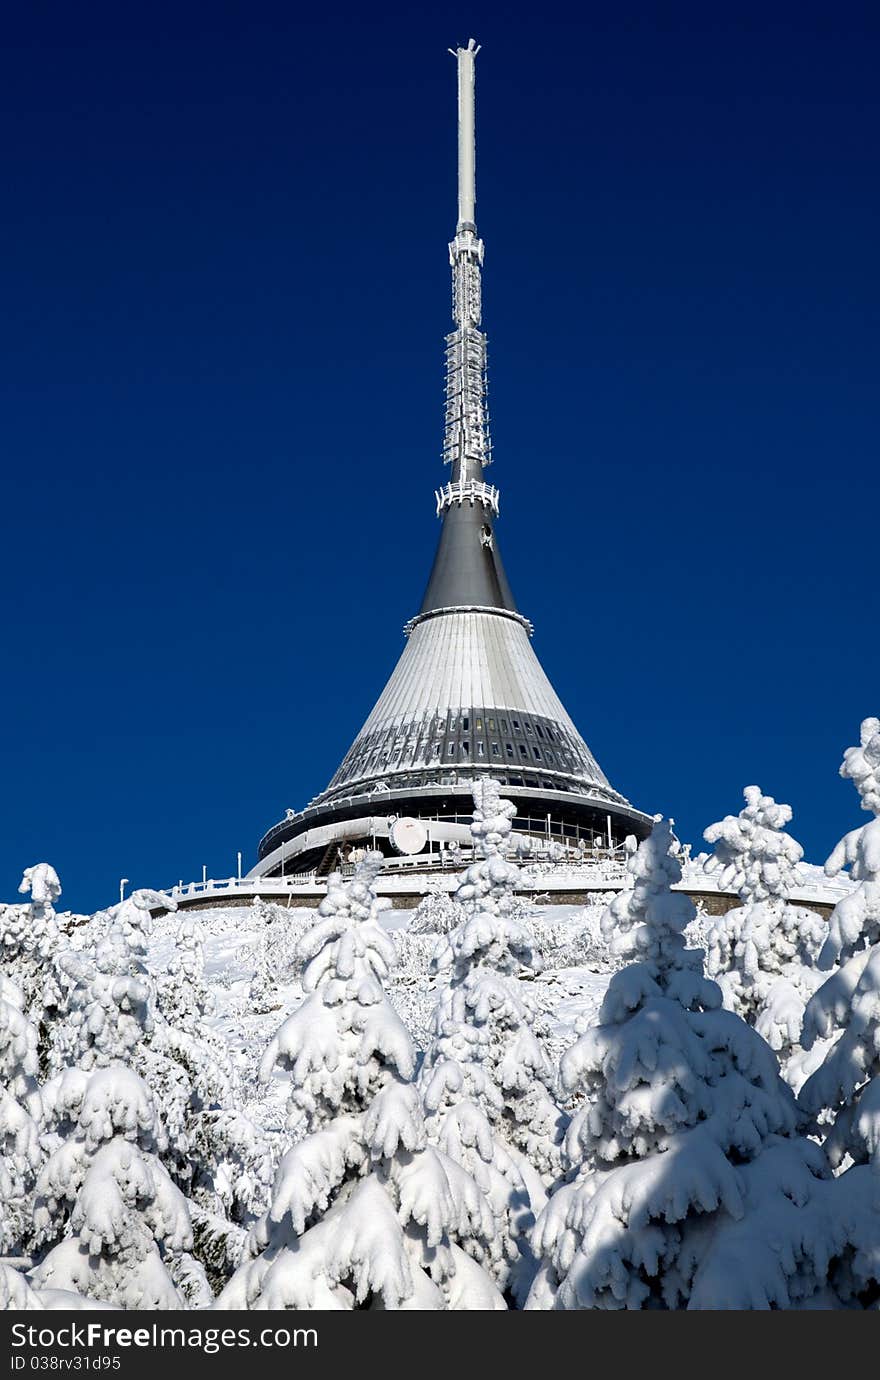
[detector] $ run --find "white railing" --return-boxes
[434,479,499,517]
[163,874,322,902]
[159,858,851,909]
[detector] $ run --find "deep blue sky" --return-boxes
[2,2,878,913]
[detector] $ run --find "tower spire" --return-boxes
[420,40,516,619]
[442,39,490,489]
[452,37,479,230]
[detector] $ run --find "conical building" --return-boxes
[253,41,650,879]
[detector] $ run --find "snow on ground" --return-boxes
[146,877,841,1144]
[147,899,621,1130]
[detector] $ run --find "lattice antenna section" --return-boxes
[442,40,493,489]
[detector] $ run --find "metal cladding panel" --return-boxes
[419,503,517,616]
[325,609,614,793]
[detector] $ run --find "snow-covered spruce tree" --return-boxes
[409,882,460,936]
[217,854,504,1310]
[0,975,43,1257]
[31,1063,195,1308]
[800,718,880,1170]
[0,865,66,1064]
[154,915,274,1285]
[30,891,220,1307]
[247,899,310,1014]
[426,780,567,1190]
[150,912,236,1175]
[527,819,840,1310]
[703,787,825,1061]
[53,890,160,1074]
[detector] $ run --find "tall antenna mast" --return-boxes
[439,38,494,500]
[455,37,479,227]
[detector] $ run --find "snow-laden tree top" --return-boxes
[703,787,803,906]
[703,790,824,1061]
[841,717,880,816]
[19,864,62,909]
[599,816,701,984]
[818,716,880,969]
[1,864,62,988]
[59,891,170,1070]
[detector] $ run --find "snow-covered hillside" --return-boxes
[147,898,616,1142]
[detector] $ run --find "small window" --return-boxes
[491,743,500,757]
[478,742,485,757]
[447,743,455,757]
[461,741,470,756]
[533,747,542,760]
[545,750,554,764]
[476,718,482,732]
[505,743,514,758]
[519,744,528,758]
[501,719,508,733]
[525,722,533,736]
[536,724,545,740]
[462,716,470,731]
[512,719,520,731]
[488,718,495,731]
[449,716,457,731]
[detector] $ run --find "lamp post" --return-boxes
[119,878,129,903]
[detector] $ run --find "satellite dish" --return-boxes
[390,817,428,856]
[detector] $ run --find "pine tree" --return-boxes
[0,975,43,1256]
[800,718,880,1169]
[428,780,566,1184]
[31,1063,195,1308]
[246,899,312,1016]
[527,819,842,1310]
[703,787,825,1062]
[409,883,459,935]
[30,891,220,1306]
[218,855,505,1310]
[155,916,273,1285]
[417,780,566,1301]
[0,865,66,1064]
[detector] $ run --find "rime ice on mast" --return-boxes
[253,41,649,877]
